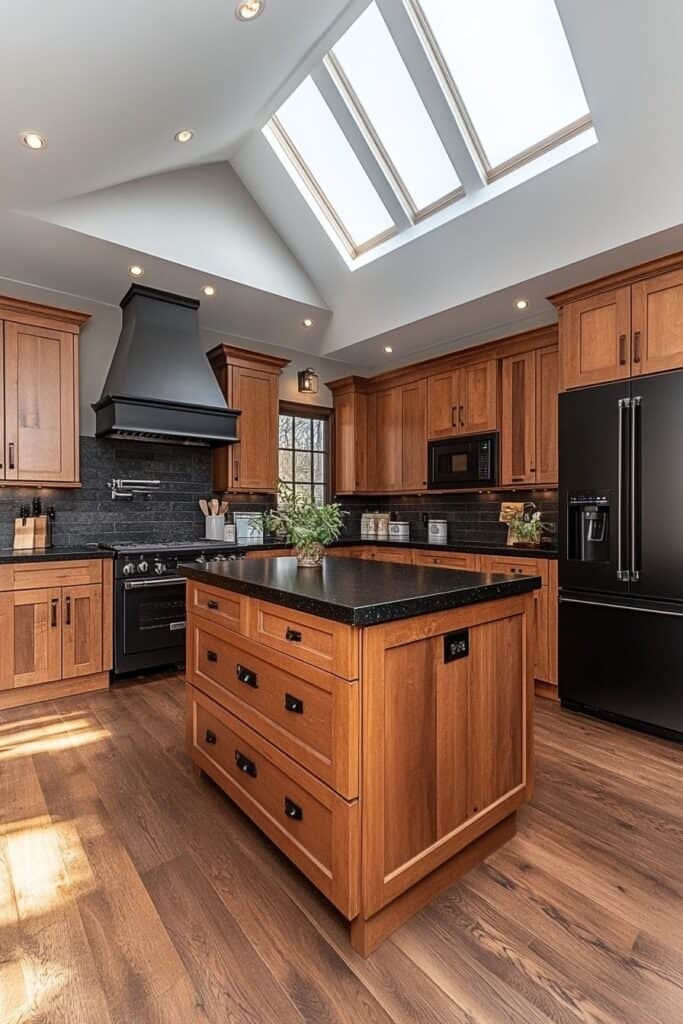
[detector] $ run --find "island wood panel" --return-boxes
[62,583,102,680]
[361,594,533,919]
[248,599,359,680]
[560,287,631,389]
[631,267,683,376]
[187,684,360,918]
[400,379,428,490]
[186,615,359,797]
[501,350,536,484]
[186,579,248,636]
[3,321,77,483]
[535,345,559,483]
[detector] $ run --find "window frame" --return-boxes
[268,113,397,260]
[278,401,333,506]
[324,14,464,223]
[406,0,593,183]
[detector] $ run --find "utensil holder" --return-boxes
[205,515,225,541]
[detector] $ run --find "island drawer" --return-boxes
[413,551,480,571]
[248,600,359,679]
[186,616,359,798]
[187,685,359,918]
[479,554,548,584]
[186,580,248,635]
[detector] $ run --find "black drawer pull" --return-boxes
[236,663,258,688]
[205,729,217,745]
[207,650,218,663]
[207,600,219,610]
[235,750,257,778]
[284,693,304,714]
[284,797,303,821]
[285,627,302,643]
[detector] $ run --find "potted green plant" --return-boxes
[265,485,347,567]
[507,503,551,548]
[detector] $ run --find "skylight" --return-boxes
[412,0,591,175]
[329,3,461,218]
[271,76,394,256]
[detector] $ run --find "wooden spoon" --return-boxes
[199,499,209,517]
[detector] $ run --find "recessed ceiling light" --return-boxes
[515,298,529,310]
[384,345,393,353]
[128,264,144,278]
[202,285,215,296]
[20,131,47,150]
[174,129,194,144]
[302,318,314,328]
[235,0,265,21]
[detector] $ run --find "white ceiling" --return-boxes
[2,0,683,374]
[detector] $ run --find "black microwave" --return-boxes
[428,433,498,489]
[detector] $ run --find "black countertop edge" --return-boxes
[181,559,541,627]
[244,538,558,560]
[0,545,114,564]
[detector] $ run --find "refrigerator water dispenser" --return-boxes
[567,495,610,562]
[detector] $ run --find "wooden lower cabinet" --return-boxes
[186,580,533,955]
[0,559,112,708]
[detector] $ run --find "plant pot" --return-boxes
[295,541,325,567]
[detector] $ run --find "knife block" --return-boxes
[34,515,53,549]
[13,517,35,550]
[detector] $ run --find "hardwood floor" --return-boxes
[0,676,681,1024]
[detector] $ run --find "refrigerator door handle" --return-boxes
[617,398,630,582]
[559,595,683,617]
[630,396,641,582]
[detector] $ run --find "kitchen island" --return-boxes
[182,555,539,955]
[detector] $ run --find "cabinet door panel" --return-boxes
[0,588,62,689]
[631,268,683,375]
[374,388,402,491]
[427,372,458,438]
[459,360,498,435]
[230,366,278,491]
[535,346,558,484]
[62,584,102,679]
[401,380,427,490]
[0,323,4,481]
[561,288,631,389]
[501,351,536,484]
[4,322,76,482]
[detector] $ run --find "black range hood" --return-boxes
[93,285,239,446]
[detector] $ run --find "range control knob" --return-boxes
[122,561,136,576]
[154,560,167,575]
[137,559,149,574]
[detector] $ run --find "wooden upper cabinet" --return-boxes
[427,361,497,439]
[335,388,368,494]
[209,345,289,494]
[501,351,536,485]
[631,267,683,376]
[535,346,559,484]
[560,287,631,390]
[458,360,498,435]
[401,380,427,490]
[62,584,102,680]
[375,387,402,491]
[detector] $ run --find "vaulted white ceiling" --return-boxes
[2,0,683,373]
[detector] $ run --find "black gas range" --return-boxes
[100,540,246,675]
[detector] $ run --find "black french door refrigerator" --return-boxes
[559,369,683,740]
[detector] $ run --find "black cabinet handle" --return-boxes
[633,330,641,364]
[205,729,217,745]
[236,663,258,688]
[207,599,219,610]
[284,797,303,821]
[451,406,457,427]
[619,332,627,366]
[284,693,304,714]
[235,750,257,777]
[51,597,58,628]
[206,650,218,663]
[8,442,15,470]
[285,627,302,643]
[65,595,71,626]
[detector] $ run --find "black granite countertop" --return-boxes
[0,544,114,564]
[181,556,541,627]
[244,537,558,560]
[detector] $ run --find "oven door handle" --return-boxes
[123,577,186,589]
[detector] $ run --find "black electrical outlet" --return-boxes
[444,629,469,663]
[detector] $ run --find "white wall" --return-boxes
[0,277,355,435]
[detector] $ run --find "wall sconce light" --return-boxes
[297,367,319,394]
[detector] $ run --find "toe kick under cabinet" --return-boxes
[0,558,113,709]
[185,578,533,955]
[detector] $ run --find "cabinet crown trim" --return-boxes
[207,343,290,373]
[0,295,90,332]
[548,249,683,308]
